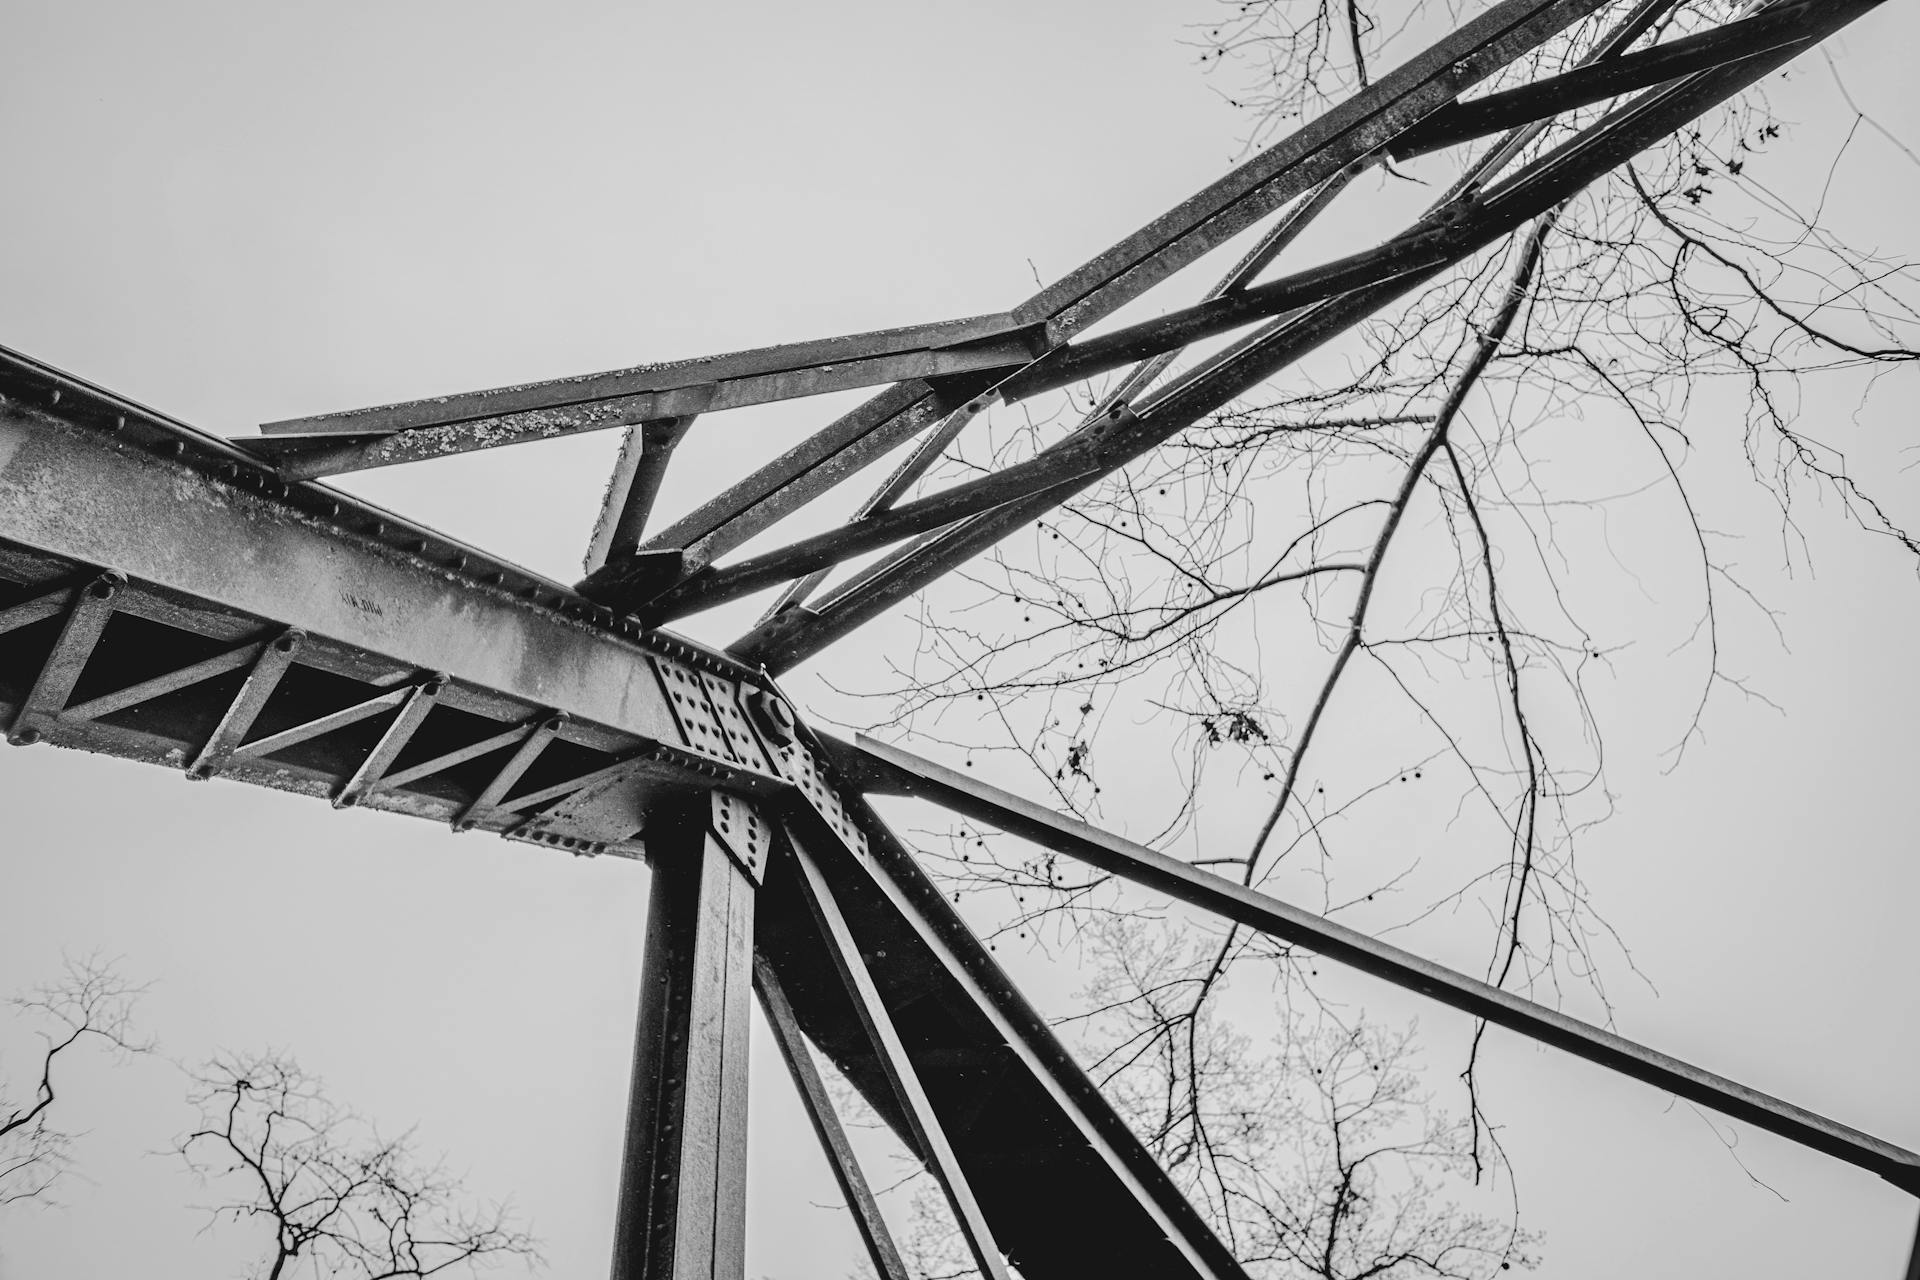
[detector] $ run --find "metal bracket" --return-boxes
[709,790,771,882]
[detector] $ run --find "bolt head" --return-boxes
[745,689,797,745]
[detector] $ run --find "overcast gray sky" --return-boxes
[3,2,1919,1277]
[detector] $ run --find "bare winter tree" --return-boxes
[831,1,1920,1272]
[0,957,148,1208]
[178,1052,540,1280]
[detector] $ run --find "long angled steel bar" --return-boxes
[450,716,569,828]
[489,757,647,816]
[587,417,697,575]
[1388,0,1815,160]
[1436,0,1686,203]
[7,571,121,744]
[1008,0,1612,345]
[730,0,1881,671]
[580,0,1611,599]
[692,172,1368,625]
[59,638,267,723]
[843,733,1920,1192]
[245,329,1041,481]
[611,381,969,589]
[751,395,999,621]
[0,583,74,636]
[776,758,1253,1280]
[333,674,447,808]
[261,312,1027,438]
[187,628,305,779]
[784,825,1014,1280]
[751,953,911,1280]
[373,720,543,793]
[227,685,412,762]
[642,468,1094,623]
[254,0,1608,492]
[755,164,1361,623]
[740,166,1368,623]
[1089,162,1365,421]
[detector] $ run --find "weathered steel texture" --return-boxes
[6,570,122,744]
[644,463,1095,624]
[1,3,1911,1275]
[261,312,1035,437]
[1387,0,1818,160]
[728,0,1884,673]
[758,752,1255,1280]
[750,954,910,1280]
[60,635,267,724]
[0,348,661,637]
[634,381,962,567]
[1009,0,1614,343]
[189,628,306,779]
[587,417,696,575]
[0,351,828,859]
[255,0,1618,605]
[844,733,1920,1193]
[453,714,568,831]
[593,0,1606,618]
[246,325,1043,480]
[612,799,757,1280]
[0,582,76,636]
[1087,163,1364,423]
[785,826,1013,1280]
[336,675,447,805]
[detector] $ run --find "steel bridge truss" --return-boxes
[3,0,1916,1275]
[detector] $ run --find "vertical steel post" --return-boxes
[611,796,757,1280]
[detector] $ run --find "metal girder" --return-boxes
[5,1,1916,1275]
[216,2,1871,656]
[727,0,1886,671]
[583,0,1612,613]
[240,0,1611,490]
[842,733,1920,1194]
[1387,0,1820,159]
[0,347,1267,1280]
[0,346,785,847]
[612,798,757,1280]
[4,340,1917,1270]
[244,319,1044,480]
